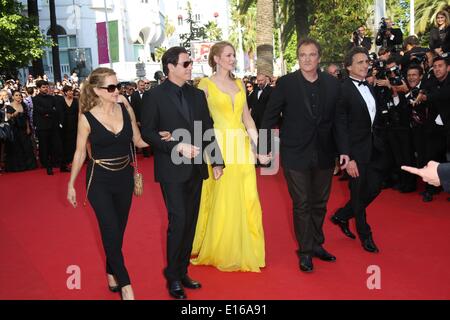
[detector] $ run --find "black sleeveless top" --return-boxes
[84,103,133,160]
[83,104,134,188]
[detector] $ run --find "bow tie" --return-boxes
[352,79,369,87]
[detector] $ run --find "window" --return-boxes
[194,13,201,22]
[178,15,183,26]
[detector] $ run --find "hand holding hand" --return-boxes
[346,160,359,178]
[213,166,223,180]
[177,143,200,159]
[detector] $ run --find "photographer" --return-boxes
[348,25,372,51]
[415,56,450,158]
[373,57,409,189]
[400,35,430,77]
[379,58,414,191]
[405,64,439,201]
[375,18,403,53]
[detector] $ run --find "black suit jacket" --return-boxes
[32,94,58,131]
[260,70,343,170]
[438,163,450,192]
[248,85,273,129]
[335,78,385,166]
[130,90,144,122]
[376,28,403,50]
[141,80,223,183]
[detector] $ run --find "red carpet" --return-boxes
[1,157,449,300]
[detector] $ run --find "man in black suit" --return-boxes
[248,73,273,130]
[32,80,62,175]
[130,80,151,157]
[140,47,224,299]
[259,38,348,272]
[331,47,387,253]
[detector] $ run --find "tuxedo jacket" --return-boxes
[335,78,386,167]
[248,85,273,128]
[260,70,343,170]
[141,80,223,183]
[130,90,144,122]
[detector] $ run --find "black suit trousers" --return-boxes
[160,173,203,282]
[283,167,334,255]
[336,162,384,239]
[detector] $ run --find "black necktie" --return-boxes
[177,88,191,122]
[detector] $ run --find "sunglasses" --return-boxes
[177,60,193,68]
[99,84,119,93]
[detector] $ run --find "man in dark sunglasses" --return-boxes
[141,46,224,300]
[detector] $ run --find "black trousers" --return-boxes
[36,128,61,168]
[388,127,416,188]
[335,162,383,239]
[283,167,334,255]
[88,167,134,288]
[160,173,203,282]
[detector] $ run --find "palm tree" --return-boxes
[415,0,450,34]
[229,0,257,72]
[256,0,274,76]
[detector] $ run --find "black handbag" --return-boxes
[0,121,14,142]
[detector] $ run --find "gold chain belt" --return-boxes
[84,154,130,206]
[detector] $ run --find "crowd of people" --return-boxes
[0,10,449,300]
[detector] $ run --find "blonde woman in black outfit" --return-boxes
[66,67,169,299]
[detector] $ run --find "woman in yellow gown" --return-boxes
[191,41,266,272]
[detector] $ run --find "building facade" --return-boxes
[21,0,165,81]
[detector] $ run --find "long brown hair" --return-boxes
[435,10,449,28]
[79,67,116,113]
[208,41,236,80]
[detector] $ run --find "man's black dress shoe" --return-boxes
[168,281,186,299]
[313,247,336,262]
[361,236,379,253]
[181,275,201,289]
[330,215,356,239]
[299,255,313,272]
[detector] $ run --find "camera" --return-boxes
[372,59,387,79]
[379,18,388,32]
[387,65,403,86]
[410,52,427,65]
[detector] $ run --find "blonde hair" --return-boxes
[79,67,116,113]
[435,10,449,28]
[208,41,236,80]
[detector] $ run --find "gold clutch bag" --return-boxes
[131,144,143,196]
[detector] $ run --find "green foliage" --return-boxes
[229,0,257,55]
[154,46,167,62]
[283,30,298,72]
[415,0,450,34]
[0,0,51,74]
[179,1,223,51]
[203,21,223,41]
[164,15,175,38]
[386,0,410,35]
[308,0,372,64]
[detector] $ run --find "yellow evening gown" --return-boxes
[191,77,265,272]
